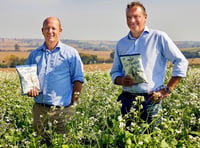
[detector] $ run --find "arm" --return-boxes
[149,33,188,102]
[166,76,181,91]
[110,45,126,84]
[69,49,84,106]
[71,81,83,105]
[160,76,181,98]
[149,76,182,102]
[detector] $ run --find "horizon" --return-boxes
[1,37,200,42]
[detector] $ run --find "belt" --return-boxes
[122,91,151,97]
[36,103,70,108]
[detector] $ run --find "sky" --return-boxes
[0,0,200,41]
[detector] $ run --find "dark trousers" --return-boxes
[118,91,162,125]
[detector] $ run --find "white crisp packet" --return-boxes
[16,64,40,95]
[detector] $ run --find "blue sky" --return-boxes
[0,0,200,41]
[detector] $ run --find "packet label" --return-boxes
[16,64,40,95]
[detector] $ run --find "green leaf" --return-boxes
[160,139,169,148]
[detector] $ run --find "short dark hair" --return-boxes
[126,1,147,15]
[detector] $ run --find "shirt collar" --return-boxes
[40,41,62,52]
[128,26,150,40]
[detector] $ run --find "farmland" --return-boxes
[0,66,200,147]
[0,50,112,65]
[0,38,200,147]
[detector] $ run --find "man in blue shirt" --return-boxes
[26,16,84,144]
[110,2,188,128]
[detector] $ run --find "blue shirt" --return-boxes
[26,41,84,106]
[110,26,188,93]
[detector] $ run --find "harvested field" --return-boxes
[188,58,200,65]
[0,52,30,63]
[78,50,112,59]
[0,63,113,72]
[83,63,112,71]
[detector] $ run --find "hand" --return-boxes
[70,97,78,107]
[27,88,39,97]
[122,75,135,86]
[148,89,170,103]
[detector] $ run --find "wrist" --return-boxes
[164,86,172,94]
[115,77,123,85]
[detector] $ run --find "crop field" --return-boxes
[0,67,200,147]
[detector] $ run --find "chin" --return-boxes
[48,39,55,42]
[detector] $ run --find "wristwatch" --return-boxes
[164,86,172,94]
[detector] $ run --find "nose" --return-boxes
[129,17,135,23]
[127,16,136,24]
[48,28,53,33]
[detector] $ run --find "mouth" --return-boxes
[47,35,54,39]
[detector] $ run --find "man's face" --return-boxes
[126,6,147,37]
[42,18,62,44]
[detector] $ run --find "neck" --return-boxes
[45,41,58,51]
[131,31,143,39]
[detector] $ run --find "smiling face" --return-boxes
[126,5,147,38]
[42,17,62,49]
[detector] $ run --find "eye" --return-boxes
[134,15,139,19]
[127,16,132,20]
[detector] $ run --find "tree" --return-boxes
[110,51,115,59]
[5,55,26,67]
[14,44,20,51]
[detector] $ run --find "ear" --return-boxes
[59,27,62,33]
[41,28,44,35]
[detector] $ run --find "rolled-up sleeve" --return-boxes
[161,32,188,77]
[70,50,84,83]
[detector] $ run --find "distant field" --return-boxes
[84,63,112,71]
[0,50,112,64]
[188,58,200,65]
[0,52,30,63]
[0,51,200,71]
[78,50,112,59]
[0,63,113,72]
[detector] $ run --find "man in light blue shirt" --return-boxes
[26,41,84,107]
[26,16,84,145]
[110,2,188,128]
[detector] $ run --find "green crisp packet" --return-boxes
[16,64,40,95]
[120,54,148,84]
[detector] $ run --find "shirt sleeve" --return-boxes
[70,50,84,83]
[110,44,124,84]
[161,32,188,77]
[25,51,34,65]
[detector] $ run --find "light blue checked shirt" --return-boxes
[26,41,84,106]
[110,26,188,93]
